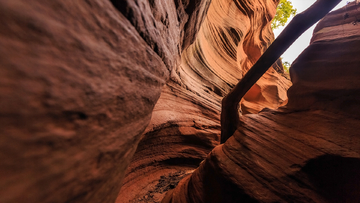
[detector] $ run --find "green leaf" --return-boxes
[271,0,297,30]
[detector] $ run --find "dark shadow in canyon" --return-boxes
[301,154,360,203]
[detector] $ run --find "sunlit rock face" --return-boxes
[180,0,291,114]
[0,0,208,203]
[163,2,360,202]
[117,0,290,202]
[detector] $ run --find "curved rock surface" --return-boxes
[117,0,290,202]
[0,0,209,203]
[163,2,360,202]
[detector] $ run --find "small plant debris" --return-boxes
[130,170,190,203]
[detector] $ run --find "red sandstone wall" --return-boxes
[0,1,209,203]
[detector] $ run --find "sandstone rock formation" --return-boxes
[0,0,209,203]
[117,0,291,202]
[162,2,360,202]
[4,0,358,202]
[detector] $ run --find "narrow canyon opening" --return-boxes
[1,0,360,203]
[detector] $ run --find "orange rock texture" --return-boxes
[117,0,290,202]
[2,0,359,202]
[162,2,360,202]
[0,0,209,203]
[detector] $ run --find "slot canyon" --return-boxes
[0,0,359,202]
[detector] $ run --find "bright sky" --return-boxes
[273,0,349,64]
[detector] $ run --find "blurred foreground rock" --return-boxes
[0,0,209,202]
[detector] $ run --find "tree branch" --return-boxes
[220,0,341,144]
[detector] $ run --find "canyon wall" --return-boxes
[163,2,360,202]
[5,0,352,202]
[0,0,209,203]
[117,0,291,202]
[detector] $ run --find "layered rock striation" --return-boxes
[0,0,209,203]
[117,0,290,202]
[5,0,351,202]
[163,2,360,202]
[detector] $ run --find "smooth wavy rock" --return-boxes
[178,0,291,114]
[0,1,208,203]
[163,2,360,202]
[117,0,290,202]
